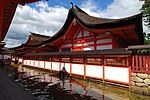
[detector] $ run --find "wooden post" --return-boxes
[70,58,72,76]
[94,34,97,50]
[84,58,86,80]
[59,57,61,71]
[37,60,40,68]
[0,1,3,42]
[127,57,131,89]
[44,61,45,70]
[34,59,35,66]
[51,57,52,72]
[102,57,105,83]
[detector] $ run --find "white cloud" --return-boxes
[81,0,144,18]
[4,1,68,48]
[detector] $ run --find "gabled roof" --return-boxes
[41,5,144,45]
[25,32,50,46]
[10,32,50,50]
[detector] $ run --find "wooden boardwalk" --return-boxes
[0,69,37,100]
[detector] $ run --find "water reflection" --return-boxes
[15,66,128,100]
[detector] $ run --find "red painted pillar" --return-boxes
[70,58,72,76]
[127,57,131,88]
[102,57,105,82]
[94,34,97,50]
[44,61,45,69]
[59,57,61,71]
[84,58,86,80]
[0,1,4,42]
[51,57,52,71]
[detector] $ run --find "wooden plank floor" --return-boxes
[0,69,37,100]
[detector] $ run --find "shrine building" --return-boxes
[11,5,149,86]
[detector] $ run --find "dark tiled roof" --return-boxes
[10,32,51,50]
[25,32,50,46]
[24,48,132,57]
[41,5,143,45]
[72,6,120,25]
[71,5,142,27]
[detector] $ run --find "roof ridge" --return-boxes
[30,32,51,38]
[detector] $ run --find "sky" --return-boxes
[4,0,148,48]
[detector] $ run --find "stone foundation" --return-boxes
[130,73,150,95]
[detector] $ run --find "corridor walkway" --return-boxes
[0,69,37,100]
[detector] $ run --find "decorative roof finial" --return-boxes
[70,2,73,8]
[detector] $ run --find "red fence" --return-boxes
[131,55,150,74]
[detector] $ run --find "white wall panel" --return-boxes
[26,60,30,66]
[30,60,35,66]
[83,46,94,51]
[12,58,15,61]
[104,66,129,83]
[19,58,23,63]
[23,60,27,65]
[45,61,51,70]
[97,45,112,50]
[34,60,39,67]
[52,62,60,71]
[39,61,45,68]
[86,65,103,78]
[72,63,84,75]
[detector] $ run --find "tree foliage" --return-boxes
[141,0,150,27]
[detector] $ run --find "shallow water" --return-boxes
[12,67,132,100]
[11,66,138,100]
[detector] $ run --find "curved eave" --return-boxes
[41,7,143,45]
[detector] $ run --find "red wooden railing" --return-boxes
[131,55,150,74]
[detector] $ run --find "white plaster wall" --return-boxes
[26,60,30,66]
[23,60,27,65]
[45,61,51,70]
[34,60,39,67]
[39,61,45,68]
[97,45,112,50]
[52,62,60,71]
[61,63,70,73]
[30,60,35,66]
[83,46,94,51]
[12,58,15,61]
[19,58,22,63]
[104,66,129,83]
[86,65,103,78]
[72,63,84,75]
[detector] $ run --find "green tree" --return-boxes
[141,0,150,27]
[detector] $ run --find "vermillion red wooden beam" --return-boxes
[0,0,6,42]
[2,2,17,41]
[10,0,39,5]
[0,5,3,42]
